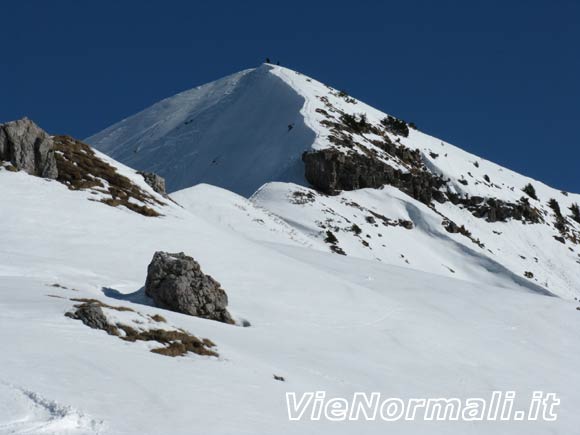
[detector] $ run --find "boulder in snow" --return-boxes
[145,251,234,324]
[65,302,111,331]
[0,118,58,179]
[138,171,166,195]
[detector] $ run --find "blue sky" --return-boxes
[1,0,578,191]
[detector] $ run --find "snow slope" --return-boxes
[1,164,580,435]
[252,182,554,295]
[87,64,580,299]
[171,184,315,248]
[265,65,580,299]
[87,66,315,196]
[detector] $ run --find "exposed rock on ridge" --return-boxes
[138,171,166,195]
[447,194,543,224]
[302,148,445,205]
[0,117,58,178]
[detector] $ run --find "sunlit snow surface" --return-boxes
[87,66,315,196]
[1,169,580,434]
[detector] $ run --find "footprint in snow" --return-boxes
[0,382,104,434]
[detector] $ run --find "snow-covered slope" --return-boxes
[171,184,315,248]
[88,64,580,299]
[87,66,315,196]
[252,182,554,295]
[2,158,580,434]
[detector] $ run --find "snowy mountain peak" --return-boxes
[86,64,580,299]
[87,64,315,196]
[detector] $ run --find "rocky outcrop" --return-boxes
[447,194,542,223]
[65,301,112,332]
[145,252,233,324]
[443,220,468,235]
[302,149,445,205]
[0,123,165,217]
[303,149,388,194]
[138,171,166,195]
[380,115,409,137]
[303,148,542,227]
[0,117,58,178]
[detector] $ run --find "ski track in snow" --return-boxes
[0,382,104,435]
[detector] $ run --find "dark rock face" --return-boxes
[443,220,472,237]
[65,302,110,331]
[0,118,58,179]
[145,252,233,324]
[302,149,444,205]
[303,149,388,194]
[444,221,462,234]
[303,148,541,227]
[138,171,166,195]
[398,219,414,230]
[474,198,538,223]
[380,115,409,137]
[447,193,542,224]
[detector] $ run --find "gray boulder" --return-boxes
[0,117,58,179]
[66,302,110,331]
[138,171,166,195]
[145,251,233,324]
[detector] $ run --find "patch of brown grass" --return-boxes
[117,325,218,357]
[99,198,160,217]
[150,314,166,323]
[4,164,19,172]
[53,135,163,217]
[151,342,189,357]
[69,297,135,312]
[66,298,218,358]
